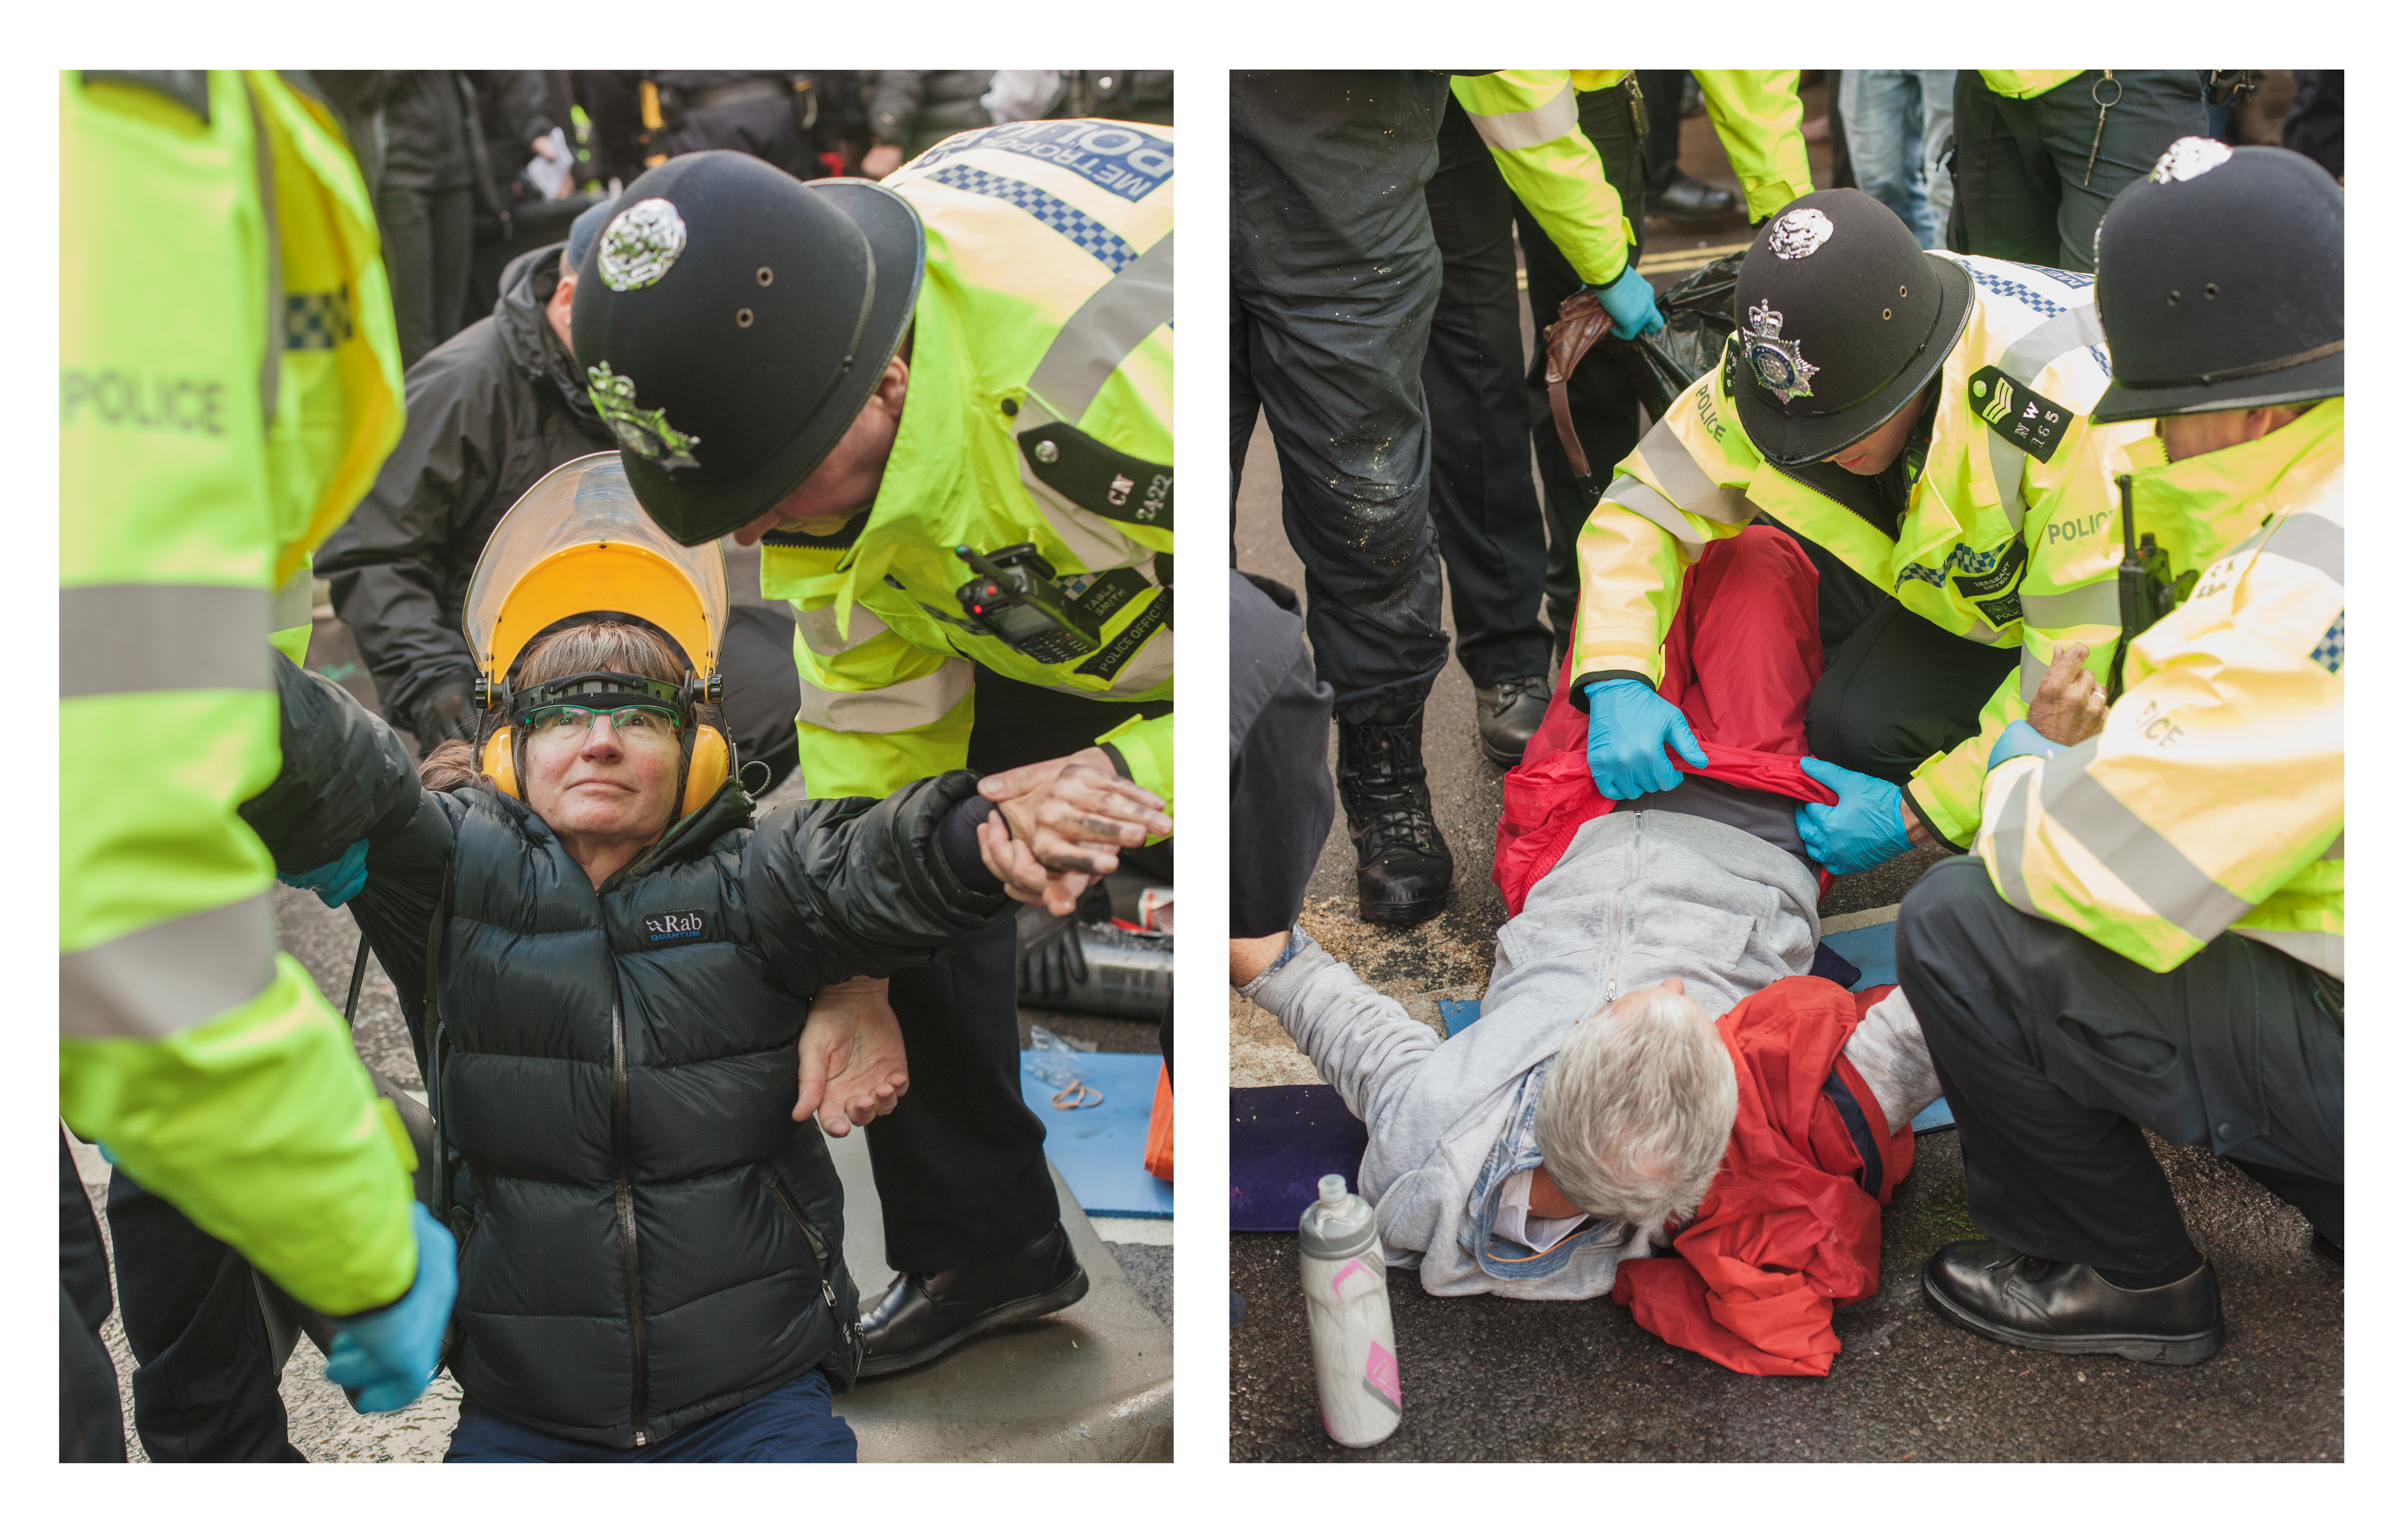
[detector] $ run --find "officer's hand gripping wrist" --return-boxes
[278,838,370,908]
[1583,679,1707,800]
[1794,757,1913,875]
[323,1203,458,1414]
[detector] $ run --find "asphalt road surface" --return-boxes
[1226,82,2341,1458]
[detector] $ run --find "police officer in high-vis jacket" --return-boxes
[571,126,1172,1374]
[1898,141,2342,1366]
[1570,186,2155,873]
[61,70,456,1458]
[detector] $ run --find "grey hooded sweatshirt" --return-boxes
[1243,808,1937,1301]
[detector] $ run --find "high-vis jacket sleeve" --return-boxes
[60,71,417,1319]
[788,598,977,801]
[1096,711,1174,822]
[1973,496,2345,974]
[1569,373,1761,693]
[1690,71,1815,221]
[1450,71,1636,287]
[1908,667,2028,851]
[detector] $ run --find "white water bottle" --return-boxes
[1298,1173,1401,1447]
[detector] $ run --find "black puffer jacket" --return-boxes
[316,241,613,730]
[244,656,1011,1447]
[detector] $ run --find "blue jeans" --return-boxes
[445,1372,859,1463]
[1840,70,1955,248]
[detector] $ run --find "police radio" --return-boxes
[2107,473,2194,703]
[955,544,1104,665]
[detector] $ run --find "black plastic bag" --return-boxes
[1603,253,1746,420]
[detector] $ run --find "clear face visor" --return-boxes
[463,452,729,687]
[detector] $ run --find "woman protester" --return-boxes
[244,456,1166,1461]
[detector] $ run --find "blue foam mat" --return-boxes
[1021,1051,1172,1219]
[1430,922,1952,1132]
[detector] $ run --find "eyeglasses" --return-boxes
[521,703,683,742]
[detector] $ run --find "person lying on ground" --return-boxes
[242,618,1167,1462]
[1230,524,1996,1376]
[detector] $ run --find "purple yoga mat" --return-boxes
[1229,1084,1368,1232]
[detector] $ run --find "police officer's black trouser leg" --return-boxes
[1516,81,1647,655]
[865,670,1170,1272]
[1230,71,1451,721]
[1896,858,2344,1275]
[1806,597,2018,805]
[379,182,477,370]
[1949,71,2208,272]
[60,1130,124,1462]
[105,1168,304,1462]
[1420,101,1550,689]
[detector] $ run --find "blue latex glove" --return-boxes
[1987,719,2067,771]
[279,839,369,908]
[1594,265,1665,339]
[1796,757,1913,875]
[324,1203,458,1414]
[1584,679,1707,800]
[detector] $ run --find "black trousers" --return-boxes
[865,668,1171,1273]
[104,1167,306,1461]
[1947,71,2207,273]
[60,1131,124,1462]
[1807,596,2019,809]
[1231,70,1451,721]
[1420,102,1550,687]
[1898,859,2343,1271]
[379,182,477,370]
[1516,81,1650,655]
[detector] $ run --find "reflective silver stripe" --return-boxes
[270,567,313,633]
[2234,928,2343,981]
[1998,304,2106,382]
[1989,770,2037,914]
[2258,510,2344,587]
[1462,83,1578,150]
[793,601,891,658]
[1987,437,2028,533]
[2040,738,2253,940]
[1025,231,1173,425]
[1633,424,1754,526]
[796,658,973,734]
[1600,476,1709,556]
[2019,647,2047,702]
[61,585,272,699]
[2019,582,2122,631]
[60,893,278,1040]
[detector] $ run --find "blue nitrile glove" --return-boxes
[323,1203,458,1414]
[1593,265,1665,339]
[1988,719,2067,771]
[1796,757,1913,875]
[279,838,369,908]
[1584,679,1707,800]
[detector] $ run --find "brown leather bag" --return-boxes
[1541,288,1617,504]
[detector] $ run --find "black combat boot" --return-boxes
[1337,702,1453,925]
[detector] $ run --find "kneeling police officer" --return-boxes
[572,123,1174,1374]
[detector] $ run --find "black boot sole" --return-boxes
[1357,887,1449,925]
[1920,1267,2226,1365]
[1476,733,1530,767]
[857,1264,1091,1378]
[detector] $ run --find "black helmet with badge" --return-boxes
[2088,140,2343,423]
[569,151,927,546]
[1727,188,1974,468]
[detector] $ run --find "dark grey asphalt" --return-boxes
[1226,81,2342,1456]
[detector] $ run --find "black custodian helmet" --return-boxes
[2089,139,2343,423]
[1727,188,1973,467]
[569,151,927,546]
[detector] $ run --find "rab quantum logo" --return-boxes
[641,909,709,946]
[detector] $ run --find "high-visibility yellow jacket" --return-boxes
[1974,405,2343,977]
[1573,254,2152,847]
[760,120,1173,813]
[1448,70,1813,288]
[60,70,419,1318]
[1978,71,2087,100]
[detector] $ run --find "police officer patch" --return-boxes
[1740,301,1819,405]
[597,198,688,291]
[1969,365,2075,463]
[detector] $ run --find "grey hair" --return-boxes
[1533,985,1738,1237]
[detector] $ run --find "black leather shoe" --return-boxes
[1650,169,1738,225]
[1474,675,1552,766]
[1921,1240,2226,1365]
[1338,703,1452,925]
[857,1223,1089,1377]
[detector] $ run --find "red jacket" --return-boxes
[1610,976,1914,1377]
